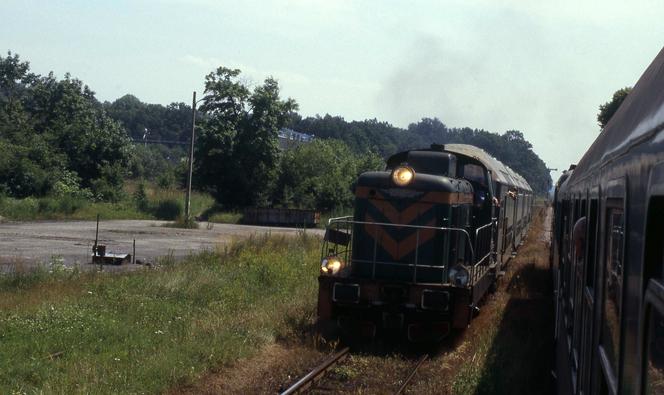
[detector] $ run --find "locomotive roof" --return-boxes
[565,46,664,186]
[440,144,533,192]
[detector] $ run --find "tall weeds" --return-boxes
[0,233,320,394]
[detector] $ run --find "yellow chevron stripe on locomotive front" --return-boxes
[357,188,443,260]
[363,213,437,260]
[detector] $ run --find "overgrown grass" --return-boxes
[0,233,320,394]
[0,184,215,221]
[162,216,200,229]
[208,211,243,224]
[450,206,554,395]
[144,185,214,220]
[450,308,503,394]
[318,207,353,229]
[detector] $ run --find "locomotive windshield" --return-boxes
[386,151,456,177]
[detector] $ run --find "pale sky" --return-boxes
[2,0,663,181]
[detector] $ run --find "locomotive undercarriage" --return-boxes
[317,214,498,341]
[317,269,496,342]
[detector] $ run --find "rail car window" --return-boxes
[586,199,598,290]
[569,200,582,312]
[644,197,664,294]
[561,200,570,293]
[572,214,587,373]
[644,303,664,395]
[601,207,625,378]
[563,200,576,332]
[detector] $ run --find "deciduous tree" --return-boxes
[194,67,297,207]
[597,87,632,130]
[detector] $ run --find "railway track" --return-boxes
[279,348,428,394]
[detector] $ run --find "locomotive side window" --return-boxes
[401,151,455,177]
[462,163,487,187]
[600,206,625,384]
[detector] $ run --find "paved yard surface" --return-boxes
[0,220,323,271]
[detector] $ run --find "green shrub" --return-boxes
[0,197,39,220]
[36,196,87,216]
[208,211,243,224]
[162,216,199,229]
[51,170,94,200]
[133,183,150,212]
[156,171,175,189]
[154,199,182,220]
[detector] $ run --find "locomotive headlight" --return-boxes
[321,256,345,275]
[392,166,415,186]
[448,264,470,287]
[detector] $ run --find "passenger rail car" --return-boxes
[552,46,664,395]
[317,144,533,341]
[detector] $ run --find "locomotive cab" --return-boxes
[317,146,502,341]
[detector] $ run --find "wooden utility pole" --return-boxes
[185,91,196,221]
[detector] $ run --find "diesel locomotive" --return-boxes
[317,143,533,341]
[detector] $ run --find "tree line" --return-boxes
[292,115,552,195]
[0,51,553,213]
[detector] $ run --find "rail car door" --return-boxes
[513,192,519,249]
[641,280,664,395]
[597,179,626,395]
[578,195,599,394]
[500,189,514,262]
[502,191,514,256]
[639,162,664,394]
[555,198,571,342]
[569,197,587,393]
[494,184,506,265]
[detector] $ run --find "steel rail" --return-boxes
[280,347,350,395]
[395,354,428,395]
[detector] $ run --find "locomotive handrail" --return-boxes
[324,217,477,285]
[328,217,475,242]
[328,215,353,225]
[473,220,495,263]
[472,220,496,283]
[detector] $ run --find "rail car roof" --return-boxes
[565,46,664,186]
[440,144,533,192]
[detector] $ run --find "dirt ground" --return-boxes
[174,207,555,394]
[0,220,323,271]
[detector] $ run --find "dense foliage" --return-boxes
[597,87,632,130]
[193,67,299,207]
[0,51,552,213]
[103,94,191,185]
[409,119,552,195]
[0,52,131,200]
[293,116,553,195]
[104,94,191,142]
[276,139,382,211]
